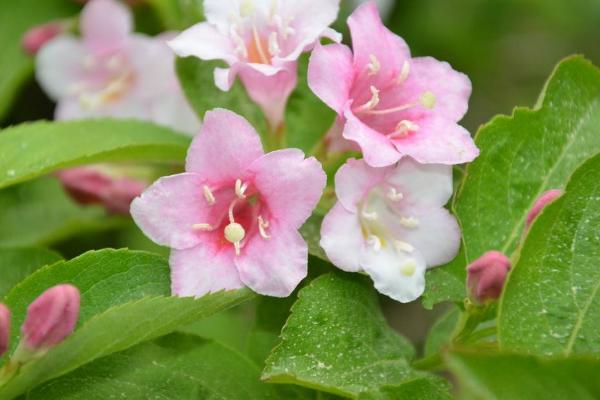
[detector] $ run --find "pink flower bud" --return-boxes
[467,251,511,303]
[0,304,10,358]
[21,22,67,55]
[525,189,563,229]
[21,285,80,349]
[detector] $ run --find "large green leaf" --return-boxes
[424,306,460,357]
[0,119,190,189]
[447,351,600,400]
[357,378,452,400]
[0,249,253,399]
[498,153,600,356]
[0,177,123,247]
[0,0,78,120]
[262,272,445,399]
[0,247,62,299]
[423,56,600,307]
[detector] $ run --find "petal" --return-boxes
[343,108,402,167]
[335,158,390,212]
[247,149,326,229]
[204,0,239,34]
[148,90,201,136]
[214,67,234,91]
[404,56,472,122]
[235,225,308,297]
[392,115,479,165]
[36,35,86,100]
[130,173,218,250]
[170,245,244,298]
[361,246,426,303]
[81,0,132,55]
[185,109,264,181]
[128,35,177,99]
[167,22,236,63]
[348,2,410,74]
[386,158,453,207]
[320,202,364,272]
[308,43,354,114]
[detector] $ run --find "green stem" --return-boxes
[412,353,445,372]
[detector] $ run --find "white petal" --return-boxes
[320,202,364,272]
[386,158,453,207]
[36,35,86,101]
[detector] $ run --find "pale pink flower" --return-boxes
[131,109,326,298]
[21,285,81,349]
[36,0,200,135]
[467,251,511,303]
[308,1,478,167]
[168,0,341,130]
[0,304,10,358]
[320,158,460,302]
[525,189,563,229]
[22,21,69,55]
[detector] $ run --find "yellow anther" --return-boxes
[192,223,214,231]
[387,188,404,201]
[395,240,414,253]
[397,60,410,84]
[258,215,270,239]
[235,179,247,199]
[368,54,381,76]
[400,217,420,229]
[366,235,382,252]
[203,185,216,205]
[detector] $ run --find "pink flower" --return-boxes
[0,304,10,358]
[308,1,478,167]
[131,109,326,298]
[35,0,200,135]
[21,285,81,350]
[56,165,148,215]
[320,158,460,302]
[525,189,563,229]
[22,21,69,56]
[168,0,341,130]
[467,251,511,303]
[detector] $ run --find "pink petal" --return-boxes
[81,0,132,55]
[361,245,427,303]
[334,158,390,212]
[204,0,241,34]
[148,90,201,136]
[247,149,326,229]
[343,107,402,167]
[35,36,86,101]
[185,109,264,182]
[404,56,471,122]
[308,43,354,114]
[130,173,220,250]
[320,202,364,272]
[170,245,244,298]
[348,2,410,74]
[167,22,236,64]
[386,158,453,207]
[128,36,177,99]
[235,225,308,297]
[392,115,479,165]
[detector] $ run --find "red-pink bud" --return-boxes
[21,285,80,349]
[526,189,563,229]
[0,304,10,357]
[467,251,511,303]
[21,22,66,55]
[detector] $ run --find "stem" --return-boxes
[412,353,445,372]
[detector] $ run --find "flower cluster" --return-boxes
[33,0,478,302]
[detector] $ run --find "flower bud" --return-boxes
[467,251,511,303]
[525,189,563,229]
[0,304,10,358]
[21,22,67,55]
[21,285,80,350]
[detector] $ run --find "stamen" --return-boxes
[235,179,247,199]
[258,215,270,239]
[362,210,378,221]
[388,120,419,139]
[192,223,214,231]
[106,56,122,71]
[396,60,410,84]
[354,86,380,113]
[400,259,417,276]
[366,235,382,252]
[362,91,435,116]
[252,24,270,64]
[387,188,404,201]
[224,223,245,255]
[367,54,381,76]
[394,240,414,253]
[230,26,247,58]
[268,32,280,56]
[203,185,216,205]
[400,217,420,229]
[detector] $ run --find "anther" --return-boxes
[367,54,381,76]
[394,240,414,253]
[235,179,247,199]
[400,217,419,229]
[388,120,419,139]
[366,235,382,252]
[387,188,404,201]
[258,216,270,239]
[203,185,216,205]
[192,223,214,231]
[268,32,280,56]
[396,61,410,84]
[355,86,380,113]
[362,210,378,221]
[400,259,417,276]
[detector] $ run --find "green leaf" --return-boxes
[0,119,190,189]
[176,57,268,135]
[0,249,253,398]
[357,378,453,400]
[424,306,460,357]
[447,350,600,400]
[0,177,123,247]
[145,0,203,30]
[0,0,78,120]
[498,153,600,356]
[424,56,600,307]
[262,272,433,398]
[0,247,62,299]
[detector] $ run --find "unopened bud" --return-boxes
[525,189,563,229]
[21,285,80,350]
[467,251,511,303]
[21,22,67,55]
[0,304,10,358]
